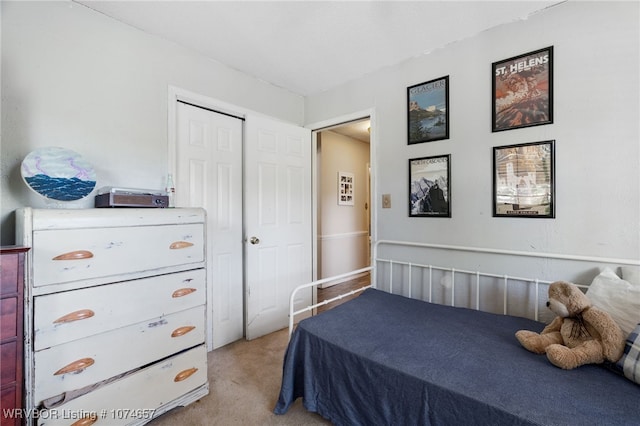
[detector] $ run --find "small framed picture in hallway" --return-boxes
[338,171,354,206]
[409,154,451,217]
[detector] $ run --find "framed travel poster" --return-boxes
[493,140,555,218]
[492,46,553,132]
[407,76,449,144]
[409,154,450,217]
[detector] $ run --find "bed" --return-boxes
[274,241,640,426]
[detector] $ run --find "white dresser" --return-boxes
[15,207,209,426]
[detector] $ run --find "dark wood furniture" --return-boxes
[1,246,29,426]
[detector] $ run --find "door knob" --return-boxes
[249,236,260,245]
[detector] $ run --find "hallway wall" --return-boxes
[318,130,370,284]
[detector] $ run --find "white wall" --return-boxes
[305,1,640,272]
[0,1,304,244]
[2,1,638,276]
[318,130,370,281]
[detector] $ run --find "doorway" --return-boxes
[315,118,371,291]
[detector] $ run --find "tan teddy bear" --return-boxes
[515,280,626,370]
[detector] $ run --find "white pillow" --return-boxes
[585,268,640,337]
[621,266,640,286]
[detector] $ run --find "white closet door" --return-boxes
[176,102,243,350]
[244,115,312,340]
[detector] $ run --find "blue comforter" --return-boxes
[274,288,639,425]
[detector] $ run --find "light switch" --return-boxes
[382,194,391,208]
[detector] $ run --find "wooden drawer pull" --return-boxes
[172,287,197,298]
[171,326,196,337]
[54,309,95,324]
[170,241,194,250]
[53,250,94,261]
[71,414,98,426]
[54,357,95,375]
[174,367,198,382]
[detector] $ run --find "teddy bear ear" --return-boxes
[549,281,566,294]
[554,281,575,297]
[561,282,574,296]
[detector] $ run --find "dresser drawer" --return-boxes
[0,297,18,340]
[1,385,20,426]
[1,341,18,384]
[0,254,19,295]
[31,223,204,287]
[34,269,205,350]
[37,344,208,426]
[34,306,205,404]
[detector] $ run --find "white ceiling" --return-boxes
[75,0,562,97]
[322,117,372,143]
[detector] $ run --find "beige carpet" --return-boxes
[148,328,332,426]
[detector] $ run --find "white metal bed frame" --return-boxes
[289,240,640,337]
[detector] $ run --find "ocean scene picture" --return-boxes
[21,147,96,201]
